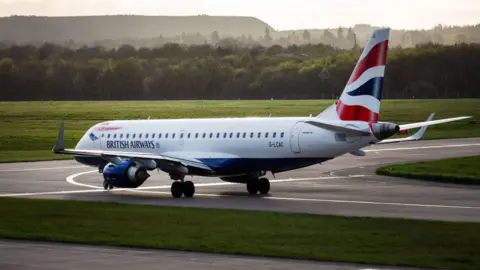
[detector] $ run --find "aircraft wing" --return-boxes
[304,120,371,136]
[398,116,471,131]
[52,123,214,173]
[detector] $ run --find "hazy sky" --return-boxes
[1,0,479,30]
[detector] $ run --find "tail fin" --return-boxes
[317,28,390,122]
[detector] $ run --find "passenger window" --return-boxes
[257,132,261,138]
[126,134,129,139]
[265,132,269,138]
[158,133,162,138]
[236,133,240,138]
[101,134,105,137]
[243,132,246,138]
[273,132,276,138]
[187,133,191,138]
[250,132,253,138]
[195,133,198,138]
[139,133,142,139]
[120,134,123,139]
[133,134,136,139]
[209,133,213,138]
[172,133,176,138]
[152,133,155,138]
[108,134,111,138]
[165,133,168,138]
[229,132,233,138]
[180,133,184,138]
[203,133,206,138]
[113,134,117,139]
[145,133,149,139]
[223,133,227,138]
[217,133,220,138]
[280,132,284,138]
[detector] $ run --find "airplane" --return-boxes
[52,28,471,198]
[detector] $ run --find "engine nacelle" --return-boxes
[370,122,400,140]
[102,160,150,188]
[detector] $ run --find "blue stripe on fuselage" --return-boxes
[74,156,333,175]
[197,157,332,174]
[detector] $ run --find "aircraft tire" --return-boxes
[171,181,183,198]
[103,179,109,190]
[258,178,270,194]
[183,181,195,198]
[246,180,258,194]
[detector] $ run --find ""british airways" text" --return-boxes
[106,140,156,149]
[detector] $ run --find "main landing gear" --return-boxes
[103,179,113,190]
[246,177,270,195]
[170,173,195,198]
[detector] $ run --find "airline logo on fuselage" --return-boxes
[106,140,156,149]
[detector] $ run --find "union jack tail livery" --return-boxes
[318,28,390,123]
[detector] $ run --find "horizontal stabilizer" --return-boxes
[399,116,471,131]
[305,120,371,136]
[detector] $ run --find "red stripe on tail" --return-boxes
[347,40,388,85]
[336,100,379,122]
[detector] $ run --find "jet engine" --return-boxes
[102,160,150,188]
[370,122,400,140]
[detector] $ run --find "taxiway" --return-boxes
[1,137,479,222]
[1,137,479,270]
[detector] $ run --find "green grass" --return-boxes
[0,197,479,270]
[377,155,480,185]
[0,99,478,163]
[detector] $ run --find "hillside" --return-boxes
[0,15,274,43]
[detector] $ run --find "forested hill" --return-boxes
[0,15,273,43]
[1,42,479,101]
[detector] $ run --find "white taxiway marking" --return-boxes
[65,170,348,190]
[3,187,479,210]
[0,165,88,173]
[0,189,107,197]
[365,143,480,152]
[1,169,479,211]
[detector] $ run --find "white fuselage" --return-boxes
[74,117,375,176]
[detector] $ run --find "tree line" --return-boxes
[0,41,479,101]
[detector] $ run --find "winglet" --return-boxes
[52,122,65,153]
[408,112,435,140]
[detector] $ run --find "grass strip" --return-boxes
[376,155,480,185]
[0,197,479,270]
[0,99,479,163]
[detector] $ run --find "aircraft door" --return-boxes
[289,122,303,153]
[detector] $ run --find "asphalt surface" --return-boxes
[0,137,479,270]
[0,239,425,270]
